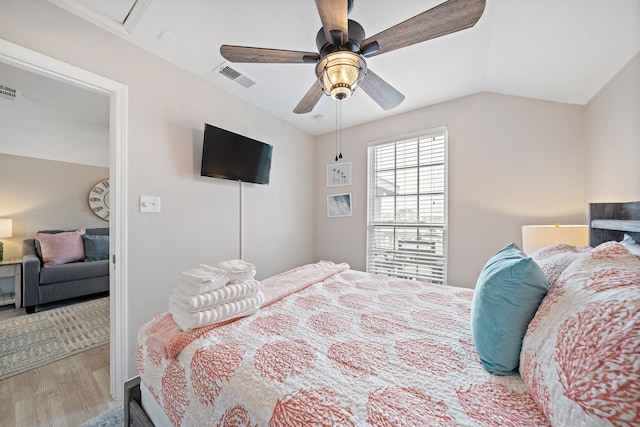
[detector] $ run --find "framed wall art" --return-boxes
[327,193,352,217]
[327,162,351,187]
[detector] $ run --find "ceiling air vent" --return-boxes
[217,63,257,89]
[0,85,19,101]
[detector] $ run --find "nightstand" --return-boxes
[0,257,22,308]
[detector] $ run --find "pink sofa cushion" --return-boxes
[35,229,86,266]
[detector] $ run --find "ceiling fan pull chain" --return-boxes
[335,100,339,161]
[338,100,343,159]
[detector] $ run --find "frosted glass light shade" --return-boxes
[316,51,367,101]
[0,219,12,238]
[521,224,588,254]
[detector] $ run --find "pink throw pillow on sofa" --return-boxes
[35,229,86,266]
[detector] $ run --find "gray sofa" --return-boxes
[22,228,109,314]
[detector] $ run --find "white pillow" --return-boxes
[621,233,640,255]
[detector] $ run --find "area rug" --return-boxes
[80,404,124,427]
[0,296,110,380]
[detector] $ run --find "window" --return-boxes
[367,128,447,284]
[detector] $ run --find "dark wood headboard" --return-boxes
[589,201,640,246]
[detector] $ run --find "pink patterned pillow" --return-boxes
[35,229,86,266]
[520,241,640,426]
[530,244,591,288]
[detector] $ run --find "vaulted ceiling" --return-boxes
[44,0,640,135]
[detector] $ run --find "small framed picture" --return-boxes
[327,193,352,217]
[327,162,351,187]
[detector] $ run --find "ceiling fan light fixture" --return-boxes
[220,0,486,114]
[316,51,367,101]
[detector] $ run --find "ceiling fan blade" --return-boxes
[315,0,349,46]
[360,0,485,58]
[359,69,405,110]
[220,45,319,64]
[294,82,325,114]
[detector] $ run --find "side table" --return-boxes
[0,257,22,309]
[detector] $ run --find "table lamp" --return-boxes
[521,224,588,255]
[0,219,13,261]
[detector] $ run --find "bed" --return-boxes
[127,201,640,427]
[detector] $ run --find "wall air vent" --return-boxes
[0,85,19,101]
[217,63,257,89]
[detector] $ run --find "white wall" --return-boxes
[585,52,640,202]
[0,1,316,379]
[0,63,109,168]
[315,92,586,288]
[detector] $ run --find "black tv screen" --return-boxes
[201,123,273,185]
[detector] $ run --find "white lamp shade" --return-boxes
[521,224,588,255]
[0,219,12,238]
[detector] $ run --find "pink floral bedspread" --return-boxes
[137,262,549,426]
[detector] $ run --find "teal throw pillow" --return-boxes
[471,242,548,375]
[82,234,109,262]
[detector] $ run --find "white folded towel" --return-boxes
[216,259,256,283]
[170,292,265,331]
[169,279,260,312]
[177,264,229,295]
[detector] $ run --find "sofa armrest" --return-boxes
[22,239,41,308]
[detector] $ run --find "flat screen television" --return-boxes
[201,123,273,185]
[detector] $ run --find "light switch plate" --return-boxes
[140,195,161,213]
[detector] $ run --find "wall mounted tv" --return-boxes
[201,123,273,185]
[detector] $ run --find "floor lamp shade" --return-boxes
[521,224,588,255]
[0,219,12,261]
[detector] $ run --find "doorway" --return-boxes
[0,38,128,399]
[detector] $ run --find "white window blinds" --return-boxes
[367,129,447,284]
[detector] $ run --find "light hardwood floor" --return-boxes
[0,344,121,427]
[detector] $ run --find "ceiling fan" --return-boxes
[220,0,485,114]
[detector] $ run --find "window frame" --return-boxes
[366,126,448,284]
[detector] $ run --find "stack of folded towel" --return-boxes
[168,259,264,331]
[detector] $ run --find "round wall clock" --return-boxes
[89,179,110,221]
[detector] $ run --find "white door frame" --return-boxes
[0,38,128,400]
